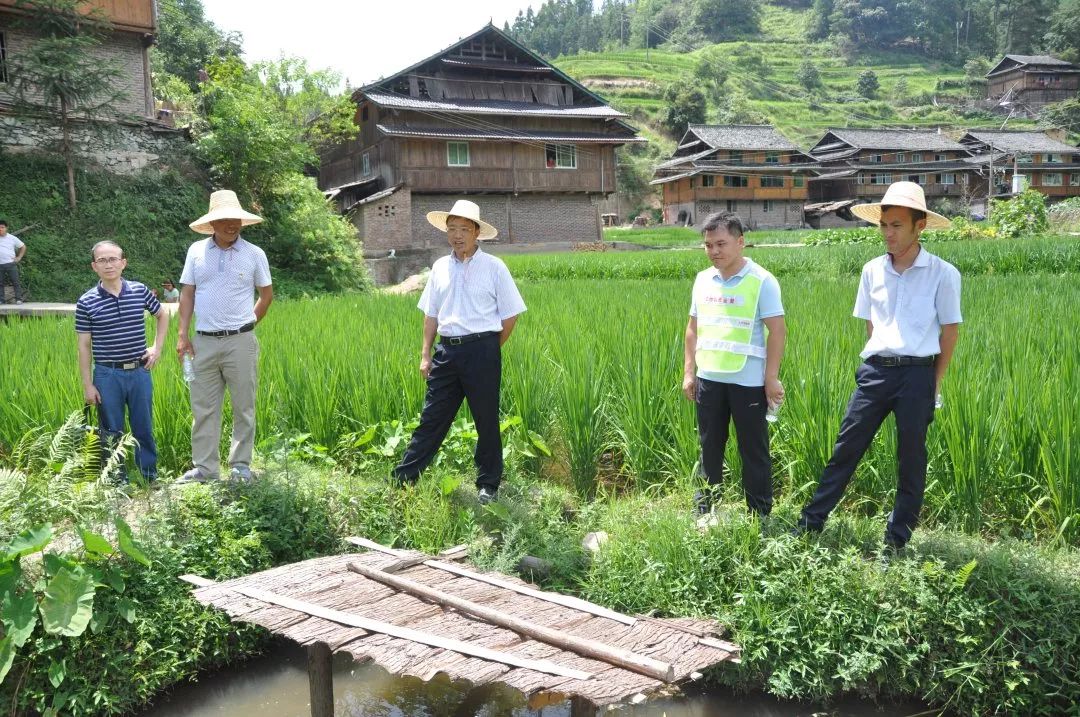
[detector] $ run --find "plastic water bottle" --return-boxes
[765,401,780,424]
[182,354,195,384]
[934,393,944,410]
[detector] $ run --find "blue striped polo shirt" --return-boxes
[74,280,162,362]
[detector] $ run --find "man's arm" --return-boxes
[499,315,519,346]
[77,333,100,404]
[419,315,438,379]
[143,308,169,369]
[935,323,960,394]
[682,316,697,401]
[177,284,195,358]
[865,320,874,339]
[763,315,786,407]
[254,285,273,322]
[14,244,26,262]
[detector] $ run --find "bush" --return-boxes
[1049,196,1080,232]
[855,69,879,98]
[991,189,1050,239]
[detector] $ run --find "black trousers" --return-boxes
[394,334,503,490]
[696,378,773,516]
[0,263,22,302]
[799,361,936,547]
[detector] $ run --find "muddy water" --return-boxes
[138,642,930,717]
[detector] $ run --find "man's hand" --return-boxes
[84,384,101,405]
[177,335,194,360]
[682,374,698,402]
[142,346,161,369]
[419,355,432,380]
[765,377,785,408]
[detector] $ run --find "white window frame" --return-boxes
[941,173,955,185]
[870,173,892,185]
[1043,173,1063,187]
[546,144,576,169]
[447,142,470,167]
[762,200,774,212]
[856,173,865,185]
[765,152,780,165]
[895,153,906,162]
[911,153,923,162]
[1045,153,1063,164]
[759,175,784,188]
[723,175,748,188]
[935,153,947,162]
[1070,173,1080,187]
[793,175,805,188]
[870,154,883,163]
[361,152,372,177]
[726,200,737,212]
[701,174,716,187]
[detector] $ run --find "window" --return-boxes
[701,174,716,187]
[729,150,743,164]
[763,200,774,212]
[360,105,369,122]
[765,152,780,165]
[940,173,955,185]
[361,152,371,176]
[870,173,892,185]
[1043,173,1063,186]
[726,200,737,212]
[935,153,947,162]
[911,153,923,162]
[1045,153,1063,164]
[447,142,470,167]
[759,176,784,188]
[545,144,576,169]
[856,174,865,184]
[907,174,922,184]
[793,175,805,188]
[870,154,883,163]
[896,153,906,163]
[1070,173,1080,187]
[723,175,748,188]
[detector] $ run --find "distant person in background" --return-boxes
[75,241,169,482]
[162,280,180,303]
[0,219,26,305]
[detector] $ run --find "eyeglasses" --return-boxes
[93,257,123,266]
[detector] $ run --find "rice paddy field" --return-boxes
[1,237,1078,543]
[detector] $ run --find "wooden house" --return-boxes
[960,129,1080,202]
[986,55,1080,115]
[318,24,642,281]
[0,0,157,118]
[808,128,979,207]
[650,125,818,229]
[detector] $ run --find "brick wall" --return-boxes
[507,194,602,243]
[354,188,413,251]
[1,26,150,118]
[694,200,804,230]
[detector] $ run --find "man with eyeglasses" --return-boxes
[75,241,169,482]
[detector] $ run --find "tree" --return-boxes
[1041,98,1080,142]
[691,0,762,41]
[662,77,707,137]
[796,60,822,90]
[6,0,128,209]
[807,0,835,39]
[1045,0,1080,63]
[963,57,991,98]
[153,0,242,91]
[856,69,880,98]
[693,51,729,101]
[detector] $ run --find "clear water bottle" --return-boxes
[934,393,944,410]
[766,401,780,424]
[182,354,195,384]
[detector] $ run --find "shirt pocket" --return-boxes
[904,293,936,335]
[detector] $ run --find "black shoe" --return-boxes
[478,487,497,505]
[693,489,714,516]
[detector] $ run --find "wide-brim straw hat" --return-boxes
[189,190,263,234]
[426,199,498,240]
[850,181,951,230]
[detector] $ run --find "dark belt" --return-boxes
[440,331,499,346]
[197,322,255,337]
[96,359,144,370]
[866,355,936,367]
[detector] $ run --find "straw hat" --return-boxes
[850,181,951,230]
[426,199,498,241]
[189,190,263,234]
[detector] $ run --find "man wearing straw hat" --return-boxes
[796,181,961,552]
[176,190,273,483]
[393,199,526,504]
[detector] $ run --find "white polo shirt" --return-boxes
[854,246,962,359]
[0,234,24,264]
[419,248,526,337]
[180,236,272,332]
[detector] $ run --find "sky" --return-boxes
[199,0,540,88]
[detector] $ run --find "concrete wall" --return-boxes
[410,193,602,247]
[692,200,805,230]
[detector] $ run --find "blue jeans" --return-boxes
[93,365,157,479]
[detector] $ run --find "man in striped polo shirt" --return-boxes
[176,191,272,483]
[393,200,526,504]
[75,241,169,481]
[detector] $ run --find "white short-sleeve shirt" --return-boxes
[180,236,272,332]
[418,248,526,336]
[0,234,24,264]
[853,246,962,359]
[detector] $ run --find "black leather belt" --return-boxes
[440,331,499,346]
[96,359,144,370]
[866,355,936,367]
[197,322,255,337]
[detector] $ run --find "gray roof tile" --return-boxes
[818,128,968,152]
[364,91,626,118]
[687,124,802,151]
[962,130,1079,154]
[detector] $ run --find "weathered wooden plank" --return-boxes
[308,642,334,717]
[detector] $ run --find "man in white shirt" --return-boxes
[393,200,526,504]
[797,182,962,551]
[0,219,26,304]
[175,191,273,483]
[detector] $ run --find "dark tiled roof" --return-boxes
[962,130,1079,154]
[688,125,802,151]
[654,148,716,170]
[364,92,626,118]
[376,124,644,143]
[820,128,968,152]
[1002,55,1076,68]
[440,58,551,72]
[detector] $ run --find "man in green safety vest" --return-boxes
[682,211,787,518]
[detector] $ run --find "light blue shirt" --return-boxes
[854,246,962,359]
[419,248,526,336]
[689,258,784,387]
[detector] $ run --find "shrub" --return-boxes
[991,189,1049,239]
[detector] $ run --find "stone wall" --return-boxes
[410,193,602,246]
[693,199,805,230]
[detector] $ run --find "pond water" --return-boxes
[137,641,931,717]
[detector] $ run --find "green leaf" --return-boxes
[527,431,552,457]
[483,502,511,523]
[0,560,22,594]
[114,518,151,567]
[350,425,376,447]
[48,659,66,689]
[118,598,136,624]
[439,475,463,497]
[78,527,114,556]
[103,566,125,594]
[89,608,112,634]
[0,636,15,685]
[954,559,979,590]
[39,566,96,637]
[43,554,77,578]
[1,590,38,647]
[3,525,53,561]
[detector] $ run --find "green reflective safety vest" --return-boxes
[695,272,767,374]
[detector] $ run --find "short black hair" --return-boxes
[881,205,926,225]
[0,219,7,226]
[163,279,174,286]
[700,211,745,238]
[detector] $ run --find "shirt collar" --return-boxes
[884,244,928,274]
[209,235,244,251]
[96,278,130,298]
[451,246,483,264]
[710,258,753,282]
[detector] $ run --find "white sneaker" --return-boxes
[229,465,253,482]
[176,468,211,484]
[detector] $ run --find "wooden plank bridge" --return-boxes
[181,537,740,715]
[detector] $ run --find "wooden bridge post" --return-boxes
[308,642,334,717]
[569,696,595,717]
